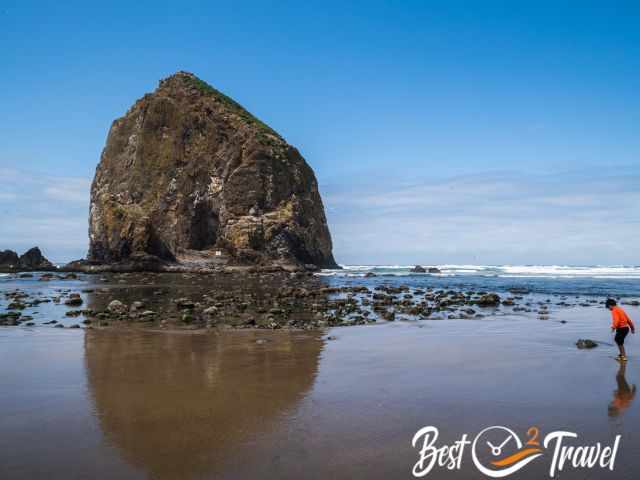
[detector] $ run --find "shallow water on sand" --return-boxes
[1,277,639,479]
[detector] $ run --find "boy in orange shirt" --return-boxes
[606,299,635,361]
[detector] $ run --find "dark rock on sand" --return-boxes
[476,293,501,307]
[0,311,22,326]
[107,300,127,315]
[64,294,83,307]
[87,71,337,271]
[7,301,27,310]
[576,339,598,349]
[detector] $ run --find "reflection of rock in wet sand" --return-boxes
[84,329,322,480]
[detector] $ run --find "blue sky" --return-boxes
[1,1,638,264]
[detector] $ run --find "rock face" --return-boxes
[88,71,337,269]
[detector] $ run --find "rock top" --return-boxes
[88,71,337,270]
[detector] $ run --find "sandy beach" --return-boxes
[1,271,638,479]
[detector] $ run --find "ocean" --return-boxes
[319,264,640,298]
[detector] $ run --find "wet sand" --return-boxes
[1,298,639,479]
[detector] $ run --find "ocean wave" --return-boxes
[323,264,640,279]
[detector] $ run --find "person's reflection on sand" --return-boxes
[608,362,636,417]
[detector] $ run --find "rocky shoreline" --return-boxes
[2,269,624,332]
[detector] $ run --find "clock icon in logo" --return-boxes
[472,426,544,478]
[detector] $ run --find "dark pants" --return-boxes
[615,327,630,346]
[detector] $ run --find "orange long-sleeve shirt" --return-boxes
[611,306,635,330]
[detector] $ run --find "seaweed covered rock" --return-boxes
[88,71,337,270]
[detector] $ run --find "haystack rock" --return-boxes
[88,72,337,270]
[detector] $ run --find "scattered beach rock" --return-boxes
[107,300,127,315]
[7,301,27,310]
[175,298,195,310]
[508,287,530,295]
[576,339,598,349]
[130,301,145,312]
[64,294,83,307]
[476,293,501,307]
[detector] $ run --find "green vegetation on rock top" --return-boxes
[185,75,280,139]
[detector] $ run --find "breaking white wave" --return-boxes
[319,264,640,279]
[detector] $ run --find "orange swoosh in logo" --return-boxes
[491,447,543,467]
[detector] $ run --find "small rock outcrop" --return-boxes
[0,247,53,271]
[410,265,426,273]
[0,250,19,268]
[88,71,337,270]
[18,247,53,269]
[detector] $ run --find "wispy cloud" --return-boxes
[1,166,638,265]
[0,168,90,262]
[323,168,640,265]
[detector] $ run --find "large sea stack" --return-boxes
[88,72,337,270]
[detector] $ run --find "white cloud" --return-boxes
[324,169,640,265]
[44,178,91,203]
[0,168,90,262]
